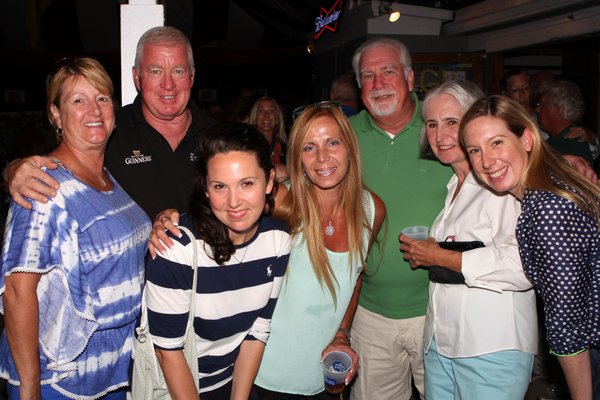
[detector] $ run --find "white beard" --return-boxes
[368,90,398,117]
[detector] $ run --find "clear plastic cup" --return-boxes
[321,351,352,394]
[400,226,430,240]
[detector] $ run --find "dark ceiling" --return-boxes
[1,0,484,54]
[219,0,484,49]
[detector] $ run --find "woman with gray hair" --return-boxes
[400,80,537,399]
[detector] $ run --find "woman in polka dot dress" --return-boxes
[461,95,600,400]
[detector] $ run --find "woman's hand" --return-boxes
[400,236,463,272]
[322,338,359,385]
[399,236,440,268]
[148,209,181,259]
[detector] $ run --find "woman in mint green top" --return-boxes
[254,104,385,398]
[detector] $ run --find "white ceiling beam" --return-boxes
[466,5,600,52]
[444,0,593,35]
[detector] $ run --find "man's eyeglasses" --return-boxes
[507,85,530,94]
[292,100,340,120]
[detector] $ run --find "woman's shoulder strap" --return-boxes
[361,189,375,228]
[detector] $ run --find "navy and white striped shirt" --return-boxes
[145,214,291,393]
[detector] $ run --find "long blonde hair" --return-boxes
[275,106,370,306]
[249,96,287,144]
[460,95,600,224]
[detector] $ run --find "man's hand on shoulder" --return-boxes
[562,154,599,184]
[149,209,181,259]
[5,156,60,209]
[565,126,597,144]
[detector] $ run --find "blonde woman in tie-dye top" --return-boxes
[0,57,150,399]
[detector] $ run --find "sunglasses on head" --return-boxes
[292,100,340,120]
[46,56,81,86]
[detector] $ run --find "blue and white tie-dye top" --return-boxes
[0,163,150,398]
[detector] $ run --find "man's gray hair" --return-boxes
[134,26,194,74]
[351,37,412,88]
[541,80,585,123]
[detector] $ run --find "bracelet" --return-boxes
[336,327,352,344]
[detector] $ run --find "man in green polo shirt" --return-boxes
[348,38,451,400]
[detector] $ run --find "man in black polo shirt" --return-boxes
[6,26,215,219]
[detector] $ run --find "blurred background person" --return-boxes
[329,71,361,117]
[529,70,556,101]
[500,68,596,160]
[500,68,533,114]
[254,104,385,399]
[0,57,150,399]
[462,95,600,400]
[221,94,255,124]
[400,80,537,399]
[249,96,288,183]
[536,79,596,164]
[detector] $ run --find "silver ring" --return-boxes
[160,216,169,225]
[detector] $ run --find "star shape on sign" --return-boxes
[313,0,343,40]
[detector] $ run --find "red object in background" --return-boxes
[314,0,343,40]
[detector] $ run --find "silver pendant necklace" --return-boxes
[324,206,341,237]
[74,156,107,188]
[231,244,249,266]
[325,221,335,236]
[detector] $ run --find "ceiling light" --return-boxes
[380,2,400,23]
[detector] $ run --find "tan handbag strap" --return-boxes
[138,226,198,337]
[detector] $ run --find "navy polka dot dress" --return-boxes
[517,189,600,356]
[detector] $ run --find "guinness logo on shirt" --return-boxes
[190,152,199,162]
[125,150,152,165]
